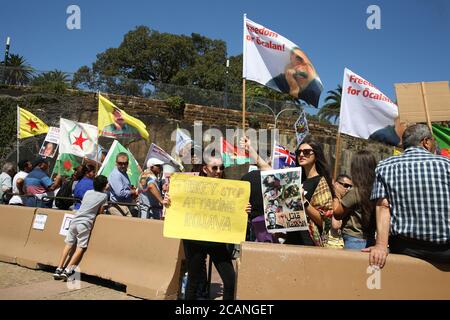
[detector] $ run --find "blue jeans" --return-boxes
[343,234,374,250]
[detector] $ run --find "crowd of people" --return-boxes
[0,123,449,299]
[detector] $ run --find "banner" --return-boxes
[38,127,60,158]
[260,167,308,233]
[432,124,450,157]
[98,93,149,141]
[164,174,250,244]
[339,68,398,142]
[294,110,309,146]
[98,140,141,186]
[59,118,98,158]
[18,106,49,139]
[145,143,183,171]
[243,16,323,107]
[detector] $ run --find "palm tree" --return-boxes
[33,70,70,84]
[2,54,34,85]
[318,85,342,123]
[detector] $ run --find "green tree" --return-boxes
[1,54,34,85]
[32,70,70,93]
[318,85,342,123]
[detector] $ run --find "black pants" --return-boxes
[184,241,235,300]
[389,236,450,264]
[285,230,315,246]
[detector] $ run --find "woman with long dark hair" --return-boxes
[285,135,335,246]
[333,150,377,250]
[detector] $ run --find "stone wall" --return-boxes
[0,86,396,178]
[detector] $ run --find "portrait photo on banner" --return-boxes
[260,167,308,233]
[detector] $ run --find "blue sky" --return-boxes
[1,0,449,106]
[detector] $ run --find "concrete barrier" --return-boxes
[79,215,184,300]
[0,205,36,263]
[7,207,184,300]
[236,242,450,299]
[16,208,69,269]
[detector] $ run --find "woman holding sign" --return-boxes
[286,136,335,246]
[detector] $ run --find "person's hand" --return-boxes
[163,194,171,208]
[245,203,252,215]
[362,244,388,269]
[239,136,251,152]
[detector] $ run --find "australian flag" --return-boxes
[272,144,297,169]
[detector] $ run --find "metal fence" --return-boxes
[0,66,317,117]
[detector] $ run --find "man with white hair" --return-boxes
[138,157,165,219]
[0,162,16,204]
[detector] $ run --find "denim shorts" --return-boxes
[343,234,374,250]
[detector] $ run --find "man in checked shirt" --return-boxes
[363,124,450,268]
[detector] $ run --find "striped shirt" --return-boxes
[371,147,450,244]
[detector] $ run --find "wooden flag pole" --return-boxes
[420,82,433,132]
[333,132,342,181]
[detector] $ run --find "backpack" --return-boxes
[55,179,75,210]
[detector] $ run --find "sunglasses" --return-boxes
[337,181,353,189]
[296,148,314,157]
[211,165,225,171]
[116,161,129,166]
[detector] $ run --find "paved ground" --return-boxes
[0,261,224,300]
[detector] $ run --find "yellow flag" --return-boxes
[393,147,403,156]
[98,93,149,140]
[163,174,250,244]
[18,107,49,139]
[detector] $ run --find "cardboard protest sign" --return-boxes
[260,167,308,233]
[163,174,250,244]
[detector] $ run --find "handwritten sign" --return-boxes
[59,213,75,236]
[163,174,250,244]
[32,214,48,230]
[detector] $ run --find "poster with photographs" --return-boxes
[260,167,308,233]
[38,127,60,158]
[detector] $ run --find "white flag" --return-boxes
[59,118,98,158]
[243,15,323,107]
[175,128,193,155]
[339,68,398,140]
[145,143,183,171]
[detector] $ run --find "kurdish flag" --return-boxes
[432,124,450,157]
[18,106,49,139]
[52,153,81,177]
[97,140,141,186]
[221,137,250,168]
[98,93,149,141]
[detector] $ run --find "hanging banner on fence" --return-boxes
[243,16,323,107]
[38,127,60,158]
[260,167,308,233]
[59,213,75,236]
[339,68,399,143]
[163,174,250,244]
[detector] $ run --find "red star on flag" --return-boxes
[27,119,38,131]
[72,132,88,150]
[63,160,73,171]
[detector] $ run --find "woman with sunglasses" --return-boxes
[333,151,377,250]
[285,135,335,246]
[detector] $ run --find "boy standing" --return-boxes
[53,175,109,281]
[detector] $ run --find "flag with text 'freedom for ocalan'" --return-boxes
[243,15,323,107]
